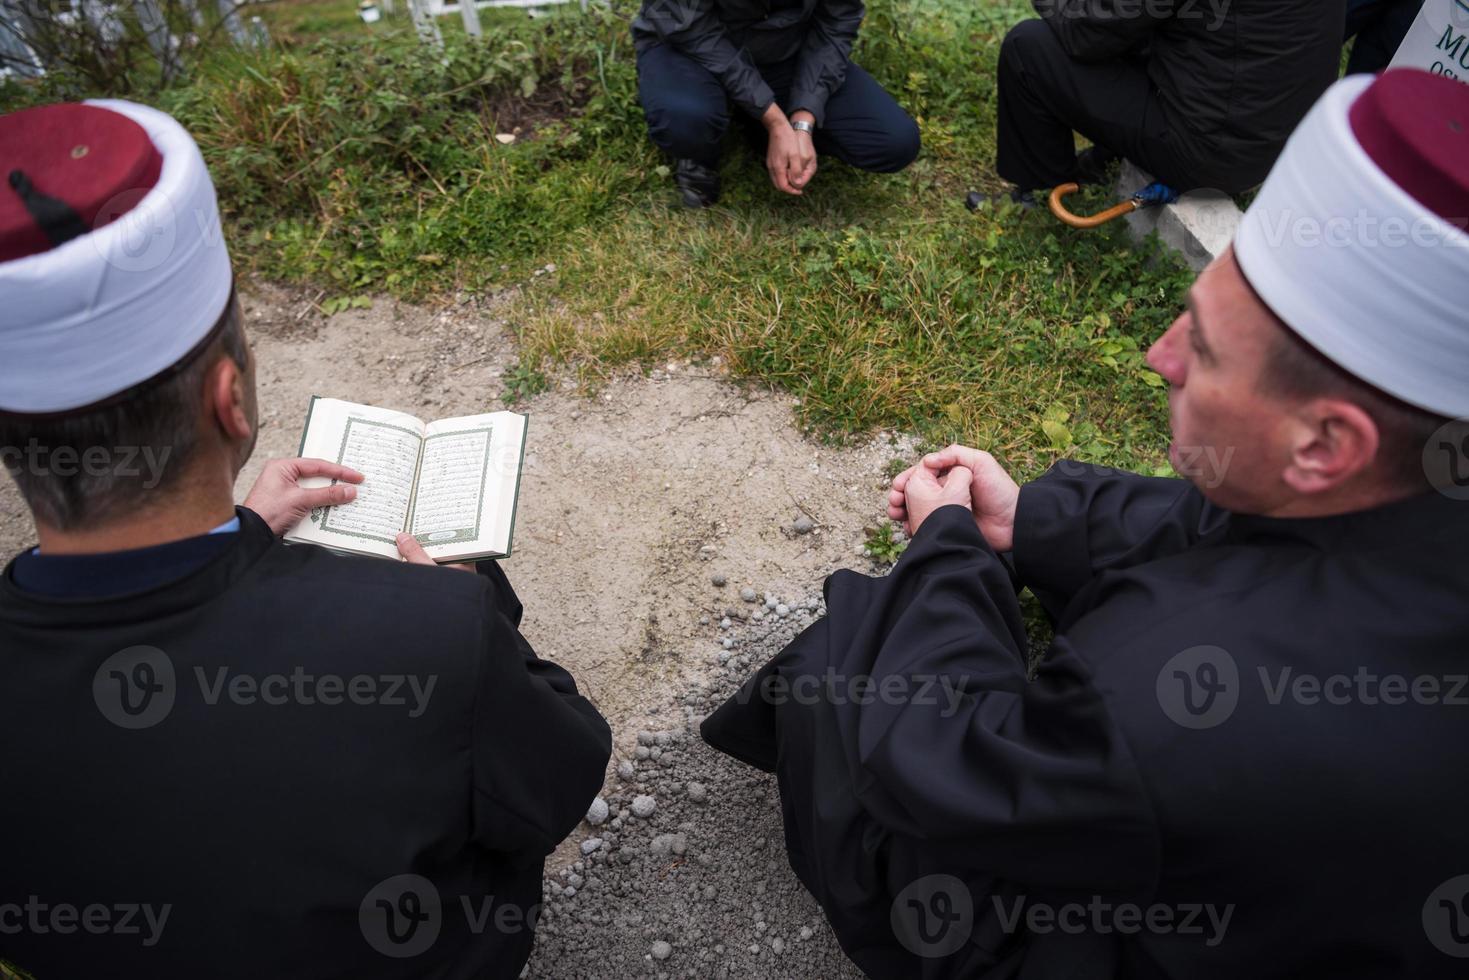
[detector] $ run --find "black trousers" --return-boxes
[996,19,1197,192]
[636,43,921,173]
[1344,0,1419,74]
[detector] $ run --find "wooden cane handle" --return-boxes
[1047,183,1141,229]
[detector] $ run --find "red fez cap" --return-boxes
[0,102,163,262]
[1349,68,1469,227]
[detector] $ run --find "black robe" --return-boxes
[703,462,1469,979]
[0,508,611,979]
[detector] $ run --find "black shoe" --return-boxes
[964,188,1037,212]
[1074,145,1120,186]
[675,159,720,208]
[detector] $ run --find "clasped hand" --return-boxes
[762,105,817,196]
[887,445,1021,549]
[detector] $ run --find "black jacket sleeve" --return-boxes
[634,0,776,118]
[701,503,1162,972]
[470,572,611,857]
[789,0,864,126]
[1012,461,1225,616]
[1034,0,1167,61]
[832,504,1160,895]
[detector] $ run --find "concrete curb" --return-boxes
[1115,160,1244,271]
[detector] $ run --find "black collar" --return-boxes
[1225,489,1469,554]
[0,507,277,627]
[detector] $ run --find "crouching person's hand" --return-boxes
[902,464,973,537]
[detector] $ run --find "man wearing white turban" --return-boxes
[0,100,610,978]
[705,67,1469,979]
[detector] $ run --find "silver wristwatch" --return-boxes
[791,120,815,134]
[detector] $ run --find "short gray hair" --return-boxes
[1260,323,1448,493]
[0,291,249,530]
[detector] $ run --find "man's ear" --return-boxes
[206,355,253,445]
[1281,398,1380,496]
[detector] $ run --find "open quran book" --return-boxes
[284,397,527,563]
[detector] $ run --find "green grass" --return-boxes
[255,0,378,41]
[1,0,1194,481]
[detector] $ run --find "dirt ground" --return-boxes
[0,285,916,973]
[0,283,912,737]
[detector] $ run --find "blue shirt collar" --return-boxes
[14,512,244,598]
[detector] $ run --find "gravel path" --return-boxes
[527,593,866,980]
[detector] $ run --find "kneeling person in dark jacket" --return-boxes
[0,101,611,979]
[987,0,1344,203]
[632,0,920,206]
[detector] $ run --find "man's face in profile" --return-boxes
[1145,248,1301,514]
